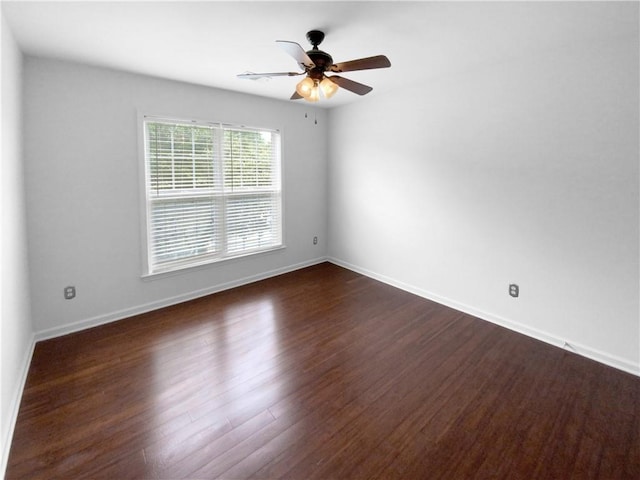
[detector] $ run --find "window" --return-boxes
[142,116,282,275]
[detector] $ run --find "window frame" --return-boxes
[138,113,285,278]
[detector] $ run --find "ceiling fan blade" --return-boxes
[327,76,373,96]
[276,40,315,70]
[290,91,303,100]
[330,55,391,73]
[237,72,303,80]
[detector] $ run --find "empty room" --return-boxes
[1,1,638,478]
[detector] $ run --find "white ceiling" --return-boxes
[2,1,634,108]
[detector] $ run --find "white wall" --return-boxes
[328,3,639,374]
[1,14,34,476]
[24,57,328,336]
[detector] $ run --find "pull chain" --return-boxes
[304,111,318,125]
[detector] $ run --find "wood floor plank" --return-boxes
[5,262,639,479]
[146,409,275,479]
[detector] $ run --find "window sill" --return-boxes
[141,245,286,281]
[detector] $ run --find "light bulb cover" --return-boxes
[307,85,320,102]
[320,77,339,98]
[296,77,314,98]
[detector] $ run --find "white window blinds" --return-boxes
[143,117,282,275]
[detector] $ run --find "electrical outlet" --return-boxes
[509,284,519,298]
[64,286,76,300]
[313,236,318,245]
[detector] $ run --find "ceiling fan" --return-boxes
[237,30,391,102]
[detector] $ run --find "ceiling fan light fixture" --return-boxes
[295,76,315,98]
[320,77,338,98]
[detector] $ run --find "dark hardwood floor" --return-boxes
[6,262,639,479]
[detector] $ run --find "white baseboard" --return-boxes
[1,333,36,479]
[35,257,328,342]
[328,257,639,377]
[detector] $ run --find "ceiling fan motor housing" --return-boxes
[307,50,333,79]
